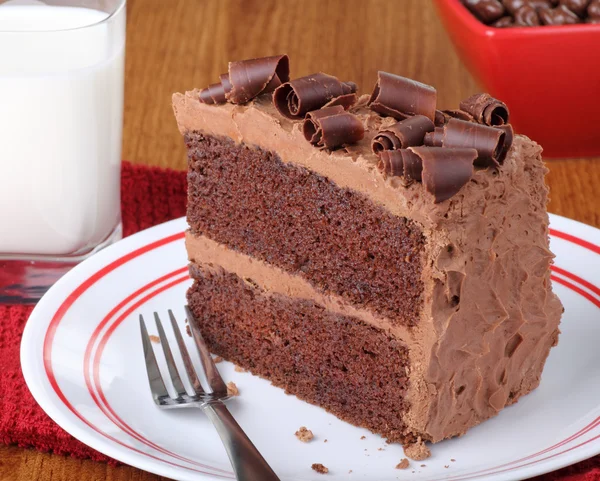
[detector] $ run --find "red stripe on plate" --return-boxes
[549,228,600,255]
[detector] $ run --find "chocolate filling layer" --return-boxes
[187,264,412,443]
[186,132,425,325]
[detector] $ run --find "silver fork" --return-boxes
[140,306,280,481]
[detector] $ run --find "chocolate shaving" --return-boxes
[322,93,358,110]
[226,55,290,104]
[274,73,357,119]
[460,93,509,126]
[371,115,434,154]
[424,127,444,147]
[434,110,450,127]
[368,71,437,121]
[303,107,364,150]
[199,82,226,104]
[377,150,405,177]
[442,109,475,122]
[377,149,423,182]
[442,118,505,168]
[220,73,232,97]
[413,147,477,203]
[498,124,515,162]
[199,56,288,105]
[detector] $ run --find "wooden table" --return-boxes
[1,0,598,479]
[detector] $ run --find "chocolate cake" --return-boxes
[172,55,563,454]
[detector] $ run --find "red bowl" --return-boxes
[433,0,600,158]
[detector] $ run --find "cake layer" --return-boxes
[187,263,413,444]
[186,131,425,325]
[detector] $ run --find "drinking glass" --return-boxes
[0,0,126,302]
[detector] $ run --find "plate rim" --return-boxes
[20,213,600,481]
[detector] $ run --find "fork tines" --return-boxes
[140,307,227,407]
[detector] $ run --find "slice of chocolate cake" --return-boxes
[172,55,562,454]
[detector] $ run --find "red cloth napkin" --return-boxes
[0,161,598,479]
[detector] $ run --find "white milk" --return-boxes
[0,1,125,255]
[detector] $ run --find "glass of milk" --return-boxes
[0,0,126,302]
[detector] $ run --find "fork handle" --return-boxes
[201,401,281,481]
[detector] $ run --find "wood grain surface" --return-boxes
[2,0,598,480]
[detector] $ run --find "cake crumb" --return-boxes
[395,458,410,470]
[378,447,384,451]
[445,465,450,469]
[226,381,239,396]
[348,470,352,474]
[360,435,366,440]
[324,439,328,443]
[185,324,192,337]
[451,458,456,462]
[404,437,431,461]
[234,365,246,373]
[149,335,160,344]
[213,356,223,363]
[295,426,314,442]
[420,464,426,468]
[311,463,328,474]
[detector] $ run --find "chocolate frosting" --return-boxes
[368,72,437,121]
[173,91,563,443]
[303,107,364,150]
[273,73,357,119]
[442,118,505,168]
[371,115,435,154]
[460,93,509,126]
[413,147,477,203]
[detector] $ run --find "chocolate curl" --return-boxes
[460,93,509,126]
[303,106,364,150]
[413,147,478,203]
[442,118,505,168]
[498,124,515,162]
[434,110,450,126]
[443,109,475,122]
[463,0,506,23]
[220,73,232,96]
[224,55,290,104]
[377,149,423,181]
[377,150,404,177]
[368,71,437,121]
[199,83,225,104]
[424,127,445,147]
[371,115,435,154]
[322,93,358,110]
[274,73,357,119]
[199,73,233,104]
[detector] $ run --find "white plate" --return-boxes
[21,214,600,481]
